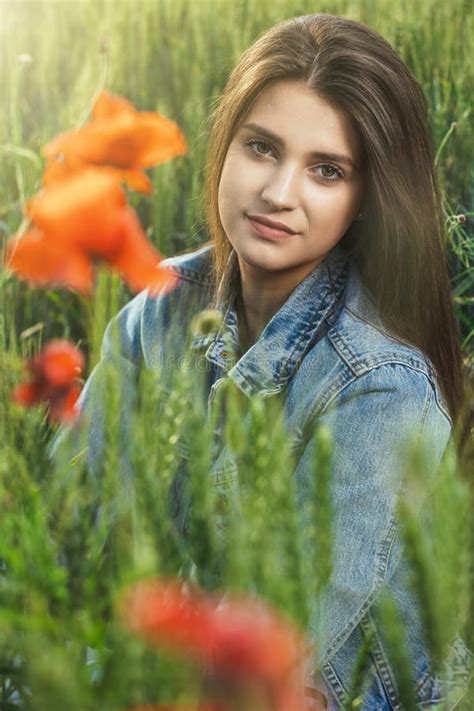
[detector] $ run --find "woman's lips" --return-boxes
[246,215,298,241]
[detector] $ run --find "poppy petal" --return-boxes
[134,113,188,165]
[121,579,213,654]
[43,112,187,172]
[42,128,84,163]
[41,340,85,387]
[42,156,76,186]
[121,579,310,693]
[43,158,150,196]
[26,170,126,258]
[5,229,94,293]
[43,116,135,169]
[108,208,180,295]
[120,168,153,194]
[12,339,85,424]
[11,382,43,406]
[48,383,82,423]
[91,90,136,120]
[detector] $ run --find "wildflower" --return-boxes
[120,579,311,711]
[42,89,188,194]
[5,170,179,295]
[11,339,84,423]
[190,309,225,338]
[5,224,94,293]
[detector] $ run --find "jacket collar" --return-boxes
[190,242,351,397]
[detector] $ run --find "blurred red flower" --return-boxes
[5,170,179,295]
[42,89,188,194]
[120,579,312,711]
[11,339,84,423]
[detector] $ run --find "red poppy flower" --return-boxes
[42,89,188,194]
[11,339,84,423]
[120,579,311,711]
[5,170,179,295]
[4,226,93,292]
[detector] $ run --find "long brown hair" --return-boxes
[200,13,471,470]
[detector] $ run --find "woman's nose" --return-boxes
[261,164,300,209]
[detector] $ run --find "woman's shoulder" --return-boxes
[102,242,215,366]
[332,259,434,376]
[318,257,451,423]
[141,241,216,331]
[159,241,214,287]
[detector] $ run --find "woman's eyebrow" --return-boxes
[240,121,358,170]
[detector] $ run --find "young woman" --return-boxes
[50,12,472,710]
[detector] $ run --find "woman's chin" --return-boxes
[226,223,319,275]
[236,243,292,274]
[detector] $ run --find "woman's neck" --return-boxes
[234,273,291,354]
[236,264,320,353]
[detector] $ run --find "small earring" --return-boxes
[355,211,364,221]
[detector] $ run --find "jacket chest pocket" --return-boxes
[169,427,304,545]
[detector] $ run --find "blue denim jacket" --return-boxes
[48,241,472,709]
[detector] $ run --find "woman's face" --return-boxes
[218,80,364,283]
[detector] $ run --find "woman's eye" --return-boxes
[316,164,344,182]
[245,138,344,182]
[246,138,272,156]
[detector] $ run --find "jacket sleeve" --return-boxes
[294,362,472,710]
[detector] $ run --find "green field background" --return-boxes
[1,0,473,366]
[0,2,473,708]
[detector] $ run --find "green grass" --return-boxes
[1,0,472,352]
[0,0,473,708]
